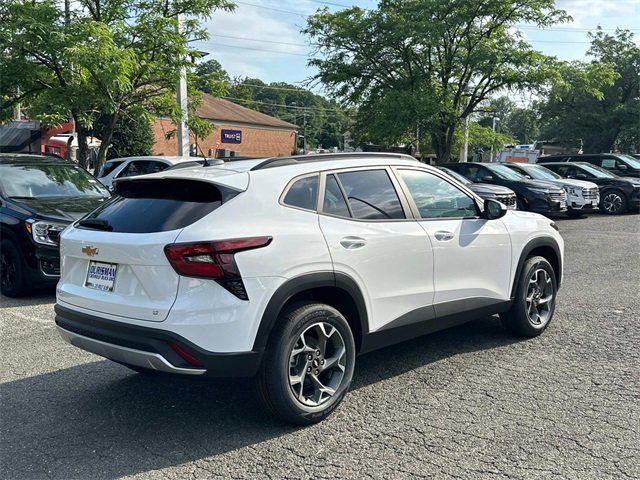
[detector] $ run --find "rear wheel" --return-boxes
[257,302,356,425]
[1,239,28,297]
[501,256,557,337]
[600,190,627,215]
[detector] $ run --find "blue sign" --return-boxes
[221,129,242,144]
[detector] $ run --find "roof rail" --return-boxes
[250,152,417,171]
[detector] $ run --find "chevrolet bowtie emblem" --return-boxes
[82,246,99,257]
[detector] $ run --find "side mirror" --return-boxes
[484,198,507,220]
[482,175,494,182]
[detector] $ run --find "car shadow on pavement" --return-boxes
[0,290,57,308]
[0,316,522,479]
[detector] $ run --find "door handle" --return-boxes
[340,236,367,250]
[434,231,454,241]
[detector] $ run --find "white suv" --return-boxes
[55,153,564,424]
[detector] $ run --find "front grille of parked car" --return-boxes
[549,191,567,203]
[583,187,599,199]
[495,193,517,209]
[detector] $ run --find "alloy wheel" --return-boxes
[288,321,347,407]
[602,193,623,214]
[525,268,554,327]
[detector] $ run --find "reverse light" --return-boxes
[164,236,272,300]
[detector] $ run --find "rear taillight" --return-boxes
[164,236,272,300]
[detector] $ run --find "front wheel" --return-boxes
[257,303,356,425]
[501,256,557,337]
[1,239,28,297]
[600,190,627,215]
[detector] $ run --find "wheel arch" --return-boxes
[510,237,562,298]
[252,272,368,353]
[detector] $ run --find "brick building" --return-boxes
[152,95,298,158]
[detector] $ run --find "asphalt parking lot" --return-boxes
[1,213,639,480]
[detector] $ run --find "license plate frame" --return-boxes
[85,261,118,292]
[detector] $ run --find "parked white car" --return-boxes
[503,163,599,217]
[97,156,202,190]
[56,153,564,424]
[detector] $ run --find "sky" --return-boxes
[196,0,640,93]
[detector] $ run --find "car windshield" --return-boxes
[618,155,640,169]
[486,164,526,180]
[520,165,562,180]
[440,168,471,185]
[0,163,110,198]
[578,163,617,178]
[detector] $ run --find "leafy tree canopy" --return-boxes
[305,0,570,161]
[0,0,234,171]
[538,28,639,153]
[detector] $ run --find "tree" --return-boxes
[305,0,569,161]
[0,0,234,171]
[538,28,639,153]
[93,107,154,160]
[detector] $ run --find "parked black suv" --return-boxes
[0,154,110,296]
[441,162,567,214]
[438,167,517,209]
[541,162,640,215]
[538,153,640,178]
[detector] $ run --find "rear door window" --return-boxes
[79,179,239,233]
[336,169,405,220]
[99,160,125,177]
[283,175,319,211]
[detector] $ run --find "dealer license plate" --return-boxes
[85,261,118,292]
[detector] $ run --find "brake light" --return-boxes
[164,236,272,300]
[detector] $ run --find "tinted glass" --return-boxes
[520,165,562,180]
[400,170,477,219]
[578,163,617,178]
[80,179,238,233]
[98,160,125,178]
[323,174,350,217]
[485,164,526,180]
[463,165,491,182]
[283,175,319,211]
[618,155,640,168]
[337,170,405,220]
[0,163,109,198]
[118,160,168,178]
[439,167,471,185]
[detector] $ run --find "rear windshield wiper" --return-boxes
[77,218,113,231]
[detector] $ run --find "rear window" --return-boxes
[98,160,125,178]
[283,175,319,211]
[78,179,239,233]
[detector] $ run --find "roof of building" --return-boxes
[194,94,297,130]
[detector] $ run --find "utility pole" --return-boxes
[303,111,307,154]
[176,14,189,157]
[459,115,469,162]
[489,116,499,162]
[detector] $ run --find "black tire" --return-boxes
[600,189,627,215]
[1,239,28,297]
[500,256,557,337]
[256,302,356,425]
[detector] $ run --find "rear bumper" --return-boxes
[54,304,263,377]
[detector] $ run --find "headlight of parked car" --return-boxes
[563,185,580,196]
[27,220,68,246]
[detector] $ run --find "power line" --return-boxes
[201,43,309,56]
[208,33,310,47]
[238,1,638,33]
[222,96,351,113]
